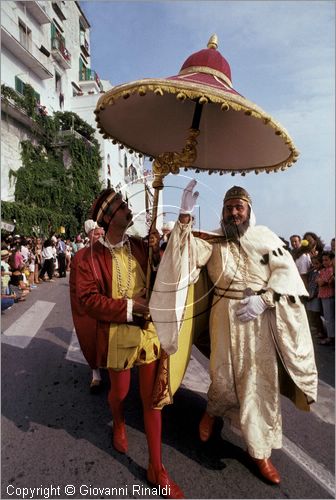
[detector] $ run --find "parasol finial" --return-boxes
[207,34,218,50]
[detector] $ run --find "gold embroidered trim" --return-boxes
[178,66,232,88]
[107,238,133,298]
[228,241,250,286]
[152,350,173,409]
[95,78,300,174]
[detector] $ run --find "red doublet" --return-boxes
[69,249,98,368]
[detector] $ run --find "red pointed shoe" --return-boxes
[251,457,281,484]
[199,412,215,442]
[147,463,185,499]
[112,422,128,454]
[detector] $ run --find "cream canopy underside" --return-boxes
[95,78,299,175]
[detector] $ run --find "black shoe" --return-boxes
[90,379,102,394]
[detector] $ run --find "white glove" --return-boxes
[236,295,268,322]
[180,179,199,214]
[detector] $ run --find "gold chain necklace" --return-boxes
[106,237,132,298]
[228,240,249,286]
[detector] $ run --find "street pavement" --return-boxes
[1,275,335,499]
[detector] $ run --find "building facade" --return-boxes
[1,1,154,235]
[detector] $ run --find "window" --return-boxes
[79,20,90,56]
[107,154,111,176]
[15,76,25,95]
[18,20,32,51]
[51,23,70,63]
[55,71,62,93]
[52,2,66,21]
[15,76,40,103]
[79,20,85,43]
[51,18,63,34]
[124,154,130,180]
[55,71,64,108]
[118,146,123,167]
[79,57,87,81]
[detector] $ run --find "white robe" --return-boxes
[150,221,318,459]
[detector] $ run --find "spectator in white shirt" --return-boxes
[290,235,311,289]
[39,239,55,282]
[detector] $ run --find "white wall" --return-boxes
[1,115,38,200]
[1,1,154,235]
[1,2,53,99]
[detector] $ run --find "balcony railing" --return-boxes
[79,68,103,91]
[51,35,71,69]
[52,129,94,148]
[1,88,42,129]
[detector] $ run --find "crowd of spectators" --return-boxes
[288,233,335,346]
[1,232,90,314]
[2,228,335,350]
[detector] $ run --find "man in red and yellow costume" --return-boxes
[71,188,184,498]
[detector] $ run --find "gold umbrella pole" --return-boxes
[146,100,203,298]
[145,167,165,300]
[145,125,201,298]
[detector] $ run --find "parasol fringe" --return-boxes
[96,81,300,173]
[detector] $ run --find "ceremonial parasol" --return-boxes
[95,34,299,179]
[94,36,300,406]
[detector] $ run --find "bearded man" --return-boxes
[150,180,317,485]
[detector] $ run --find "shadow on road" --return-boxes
[1,332,252,484]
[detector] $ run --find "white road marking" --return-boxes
[282,435,335,497]
[183,355,335,497]
[1,300,55,348]
[311,379,335,424]
[65,328,87,365]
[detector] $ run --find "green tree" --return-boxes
[1,90,103,236]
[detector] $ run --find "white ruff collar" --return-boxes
[99,235,129,250]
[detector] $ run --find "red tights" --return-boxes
[108,361,162,472]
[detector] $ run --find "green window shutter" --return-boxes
[79,57,83,80]
[15,76,25,95]
[34,91,40,104]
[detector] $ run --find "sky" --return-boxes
[81,0,335,245]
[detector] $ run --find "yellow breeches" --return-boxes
[107,321,160,370]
